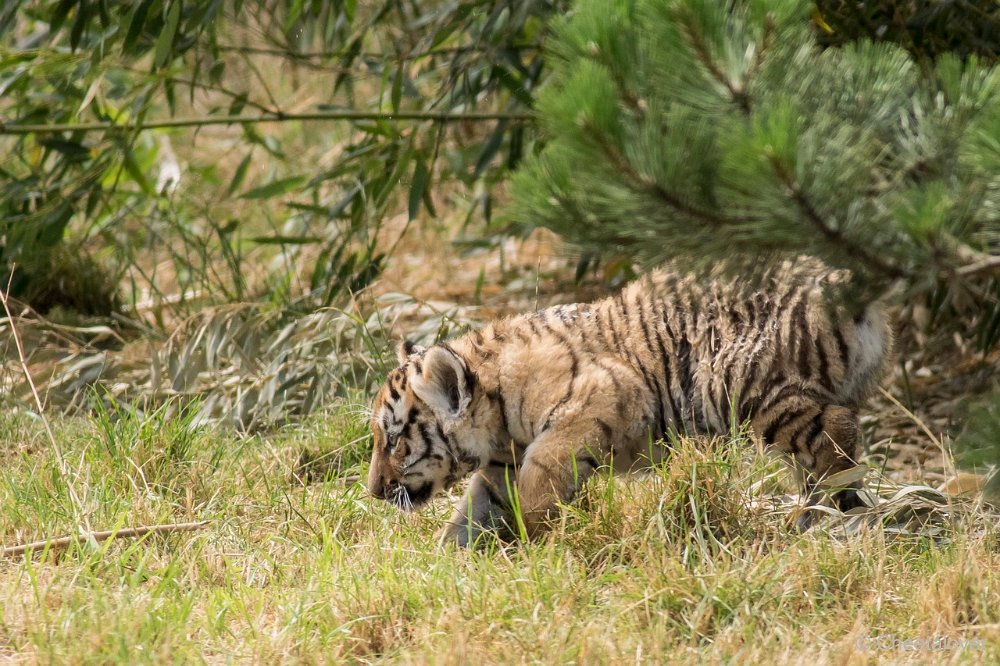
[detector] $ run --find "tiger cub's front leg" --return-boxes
[438,463,517,547]
[515,360,653,539]
[515,418,616,539]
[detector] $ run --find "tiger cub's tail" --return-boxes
[837,301,894,408]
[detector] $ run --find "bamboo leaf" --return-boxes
[38,138,90,162]
[474,119,509,178]
[122,0,154,54]
[123,147,153,195]
[50,0,77,34]
[249,235,321,245]
[69,0,91,51]
[229,92,247,116]
[391,64,403,114]
[408,159,429,220]
[154,1,181,69]
[240,175,305,199]
[228,152,253,196]
[494,66,533,107]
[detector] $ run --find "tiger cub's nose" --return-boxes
[368,477,399,501]
[368,477,386,500]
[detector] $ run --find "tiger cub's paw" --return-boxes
[437,521,474,548]
[437,520,515,549]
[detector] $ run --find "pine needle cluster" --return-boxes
[510,0,1000,309]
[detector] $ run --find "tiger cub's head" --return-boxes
[367,340,496,511]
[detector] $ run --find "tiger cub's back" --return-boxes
[543,263,892,439]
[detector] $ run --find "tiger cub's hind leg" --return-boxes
[753,397,866,529]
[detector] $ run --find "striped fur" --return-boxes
[367,262,893,545]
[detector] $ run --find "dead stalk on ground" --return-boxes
[879,386,955,478]
[2,521,211,558]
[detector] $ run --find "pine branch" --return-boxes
[0,110,534,135]
[586,44,647,119]
[745,16,776,86]
[767,155,909,279]
[676,7,752,115]
[2,521,210,558]
[589,125,759,227]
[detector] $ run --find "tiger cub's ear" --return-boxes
[397,339,426,365]
[409,346,472,420]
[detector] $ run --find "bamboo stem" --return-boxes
[214,43,540,60]
[2,520,211,558]
[0,110,534,135]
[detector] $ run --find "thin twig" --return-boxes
[117,66,280,116]
[0,269,90,530]
[0,110,534,135]
[2,521,210,558]
[238,49,283,114]
[878,386,954,479]
[957,254,1000,278]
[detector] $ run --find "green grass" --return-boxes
[1,403,998,664]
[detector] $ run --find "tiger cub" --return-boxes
[367,263,892,546]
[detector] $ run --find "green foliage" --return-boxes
[1,1,562,313]
[509,0,1000,322]
[1,0,223,305]
[90,395,204,494]
[14,243,121,315]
